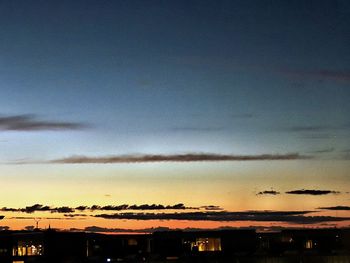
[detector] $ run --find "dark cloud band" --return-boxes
[50,153,309,164]
[318,206,350,211]
[0,203,201,214]
[283,69,350,83]
[0,114,88,131]
[285,189,340,195]
[257,190,280,196]
[94,211,350,224]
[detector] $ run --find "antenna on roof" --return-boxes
[34,218,41,229]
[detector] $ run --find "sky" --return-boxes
[0,0,349,232]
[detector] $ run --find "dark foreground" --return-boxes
[1,228,350,263]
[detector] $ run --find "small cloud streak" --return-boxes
[318,206,350,211]
[170,126,225,132]
[282,69,350,83]
[308,148,335,154]
[0,114,88,131]
[286,189,340,196]
[300,134,336,140]
[200,205,224,211]
[82,226,171,233]
[50,153,310,164]
[287,125,332,132]
[257,190,280,196]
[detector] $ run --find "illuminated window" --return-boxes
[127,239,138,246]
[12,242,43,256]
[191,238,221,252]
[305,240,313,249]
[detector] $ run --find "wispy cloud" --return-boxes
[285,124,349,138]
[287,125,333,132]
[82,226,173,233]
[257,190,280,196]
[76,226,242,233]
[300,134,337,140]
[286,189,340,196]
[0,204,74,213]
[200,205,223,211]
[0,114,88,131]
[94,211,350,224]
[308,148,335,154]
[318,206,350,211]
[80,225,262,233]
[0,203,197,214]
[49,153,310,164]
[9,216,77,220]
[170,126,225,132]
[282,69,350,83]
[95,210,312,221]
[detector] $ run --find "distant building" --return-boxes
[0,228,349,262]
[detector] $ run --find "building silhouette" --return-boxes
[0,228,349,262]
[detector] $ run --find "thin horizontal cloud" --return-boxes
[308,148,335,154]
[286,189,340,195]
[94,211,350,224]
[288,125,332,132]
[230,113,255,119]
[64,214,88,218]
[88,203,190,211]
[50,153,310,164]
[82,226,173,233]
[0,114,88,131]
[0,204,75,214]
[81,225,256,234]
[200,205,223,211]
[74,225,327,234]
[0,203,197,213]
[318,206,350,211]
[300,134,336,140]
[282,69,350,83]
[94,211,313,221]
[286,123,349,134]
[340,153,350,160]
[170,126,225,132]
[257,190,280,196]
[9,216,75,220]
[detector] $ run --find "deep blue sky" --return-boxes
[0,0,349,158]
[0,0,350,231]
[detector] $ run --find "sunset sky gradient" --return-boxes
[0,0,349,232]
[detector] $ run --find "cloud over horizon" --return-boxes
[79,225,260,234]
[0,114,88,131]
[318,206,350,211]
[286,189,340,196]
[49,153,310,164]
[257,190,281,196]
[0,203,202,214]
[94,211,350,224]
